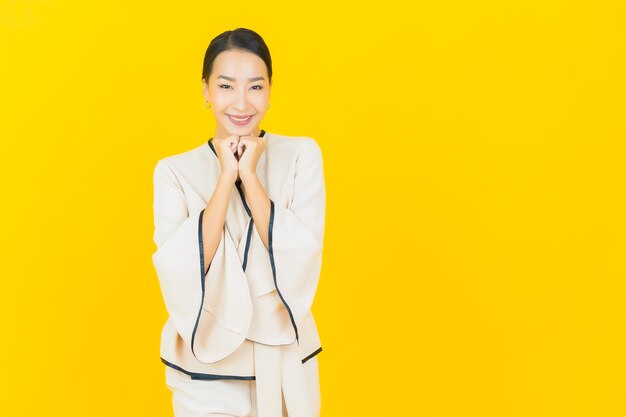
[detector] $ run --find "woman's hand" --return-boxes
[237,134,267,181]
[212,135,241,184]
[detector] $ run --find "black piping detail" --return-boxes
[302,347,322,364]
[190,129,267,361]
[162,357,255,380]
[236,182,252,217]
[205,130,266,274]
[198,129,303,352]
[268,200,300,343]
[235,182,255,271]
[190,208,208,362]
[241,216,254,272]
[233,193,300,344]
[161,346,322,380]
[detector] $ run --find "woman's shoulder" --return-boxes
[266,131,322,158]
[155,141,211,172]
[266,131,318,146]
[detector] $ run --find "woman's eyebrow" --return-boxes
[217,75,265,82]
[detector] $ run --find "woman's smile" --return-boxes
[227,114,255,126]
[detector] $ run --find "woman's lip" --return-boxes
[227,114,254,125]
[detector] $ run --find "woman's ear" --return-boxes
[202,79,209,100]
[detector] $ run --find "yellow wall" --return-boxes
[1,1,625,415]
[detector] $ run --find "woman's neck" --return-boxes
[213,126,262,140]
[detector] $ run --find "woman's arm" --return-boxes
[200,174,236,275]
[201,136,240,275]
[240,172,271,250]
[152,159,253,363]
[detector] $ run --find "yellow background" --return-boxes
[1,1,625,416]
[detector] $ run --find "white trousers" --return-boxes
[165,356,321,417]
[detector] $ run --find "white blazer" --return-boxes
[152,130,326,417]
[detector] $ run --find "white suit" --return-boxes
[152,130,326,417]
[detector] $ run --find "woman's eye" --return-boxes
[218,84,262,90]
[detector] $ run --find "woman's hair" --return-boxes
[201,28,273,85]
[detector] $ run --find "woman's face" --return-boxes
[202,49,271,138]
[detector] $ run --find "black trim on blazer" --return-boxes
[233,196,300,345]
[161,357,254,380]
[163,128,323,382]
[190,207,254,361]
[241,214,254,272]
[227,176,300,344]
[201,128,303,350]
[235,181,252,217]
[190,208,208,362]
[208,129,266,269]
[235,182,254,271]
[161,346,322,380]
[268,199,300,343]
[302,347,323,364]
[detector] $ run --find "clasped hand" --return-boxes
[213,133,266,183]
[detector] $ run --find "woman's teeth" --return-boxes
[228,114,254,125]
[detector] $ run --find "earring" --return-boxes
[204,100,211,109]
[266,103,271,110]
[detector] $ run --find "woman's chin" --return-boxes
[228,127,257,137]
[225,119,259,135]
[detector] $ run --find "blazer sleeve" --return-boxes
[151,159,252,364]
[268,139,326,342]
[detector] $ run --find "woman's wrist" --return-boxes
[218,172,237,185]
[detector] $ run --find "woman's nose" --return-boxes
[235,89,249,109]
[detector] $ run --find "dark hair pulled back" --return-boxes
[201,28,273,84]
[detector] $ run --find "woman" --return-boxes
[151,28,326,417]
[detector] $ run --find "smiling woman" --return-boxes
[151,27,326,417]
[201,29,273,140]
